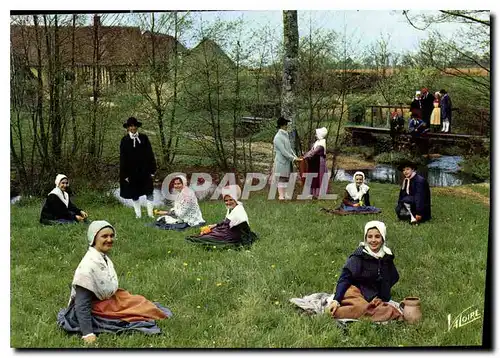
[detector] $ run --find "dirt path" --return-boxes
[433,185,490,207]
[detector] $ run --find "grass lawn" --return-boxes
[10,181,489,348]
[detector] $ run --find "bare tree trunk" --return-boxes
[33,16,49,168]
[52,15,62,161]
[70,14,78,156]
[281,10,299,150]
[167,11,179,165]
[90,14,100,159]
[232,41,241,169]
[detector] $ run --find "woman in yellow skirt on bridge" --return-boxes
[430,92,441,132]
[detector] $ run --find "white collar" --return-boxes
[49,187,69,207]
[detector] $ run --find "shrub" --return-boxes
[348,103,366,124]
[459,155,490,181]
[375,151,426,166]
[341,146,375,160]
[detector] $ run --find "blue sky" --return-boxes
[186,10,467,54]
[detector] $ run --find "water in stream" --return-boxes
[335,155,484,187]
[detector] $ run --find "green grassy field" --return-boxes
[10,182,489,348]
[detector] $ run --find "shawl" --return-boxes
[345,171,369,201]
[69,247,118,304]
[172,186,204,226]
[221,185,247,227]
[49,174,69,207]
[226,203,249,228]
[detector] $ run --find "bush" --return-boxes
[341,146,375,160]
[348,103,366,123]
[375,151,426,166]
[373,135,393,155]
[459,155,490,181]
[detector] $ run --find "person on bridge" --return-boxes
[410,91,422,119]
[430,92,442,132]
[439,89,452,133]
[408,113,429,137]
[420,88,435,129]
[395,161,431,225]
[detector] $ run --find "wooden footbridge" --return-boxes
[344,125,489,154]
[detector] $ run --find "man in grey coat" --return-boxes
[273,117,302,200]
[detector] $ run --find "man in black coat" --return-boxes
[120,117,157,218]
[395,160,431,224]
[420,87,435,129]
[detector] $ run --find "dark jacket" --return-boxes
[334,246,399,303]
[420,92,435,125]
[440,94,452,121]
[40,193,82,224]
[397,173,431,221]
[119,133,156,199]
[410,99,422,119]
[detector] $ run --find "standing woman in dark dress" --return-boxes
[40,174,88,225]
[410,91,422,120]
[303,127,328,198]
[120,117,157,218]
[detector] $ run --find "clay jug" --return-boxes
[400,297,422,324]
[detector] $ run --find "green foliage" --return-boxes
[348,103,366,124]
[341,146,375,160]
[10,182,488,347]
[459,155,490,181]
[374,151,426,166]
[373,135,393,155]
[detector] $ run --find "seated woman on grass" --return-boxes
[326,221,402,322]
[186,185,258,248]
[40,174,88,225]
[57,220,172,344]
[153,175,205,230]
[337,171,381,214]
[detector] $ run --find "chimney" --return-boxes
[93,14,101,28]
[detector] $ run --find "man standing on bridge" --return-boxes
[439,89,452,133]
[420,87,435,129]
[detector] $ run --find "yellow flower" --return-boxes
[274,301,280,305]
[197,278,201,281]
[216,282,223,287]
[167,250,171,254]
[197,305,201,309]
[183,262,188,266]
[271,264,276,269]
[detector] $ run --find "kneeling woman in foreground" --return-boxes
[57,220,172,343]
[327,221,402,322]
[186,185,258,248]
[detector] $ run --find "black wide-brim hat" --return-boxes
[397,160,418,171]
[276,116,291,128]
[123,117,142,128]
